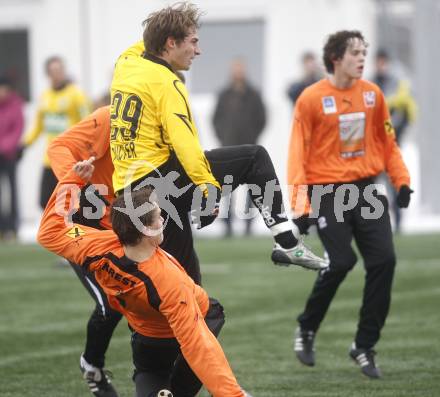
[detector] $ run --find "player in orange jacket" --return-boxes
[287,30,412,378]
[48,105,122,396]
[47,100,326,395]
[37,157,251,397]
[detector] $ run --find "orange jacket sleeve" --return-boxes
[37,170,119,266]
[376,91,411,190]
[47,106,113,229]
[48,106,111,181]
[287,97,313,216]
[159,279,244,397]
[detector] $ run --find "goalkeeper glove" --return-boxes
[396,185,413,208]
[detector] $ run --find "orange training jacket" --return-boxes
[47,106,113,229]
[287,78,410,215]
[37,171,244,397]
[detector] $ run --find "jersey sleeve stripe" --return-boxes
[173,80,192,122]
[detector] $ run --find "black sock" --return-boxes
[274,230,298,249]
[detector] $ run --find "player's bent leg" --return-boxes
[351,192,395,378]
[295,265,352,366]
[84,306,122,368]
[70,263,122,396]
[356,257,396,350]
[206,145,327,270]
[295,210,358,366]
[350,257,395,379]
[134,371,171,397]
[131,333,179,397]
[80,354,119,397]
[160,208,202,285]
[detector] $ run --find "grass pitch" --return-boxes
[1,234,439,396]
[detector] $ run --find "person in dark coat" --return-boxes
[213,59,266,236]
[287,51,322,105]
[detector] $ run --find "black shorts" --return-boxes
[131,298,224,397]
[311,179,395,270]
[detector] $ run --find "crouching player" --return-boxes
[37,157,252,397]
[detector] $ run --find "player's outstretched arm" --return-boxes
[48,106,111,181]
[37,158,119,266]
[159,278,245,397]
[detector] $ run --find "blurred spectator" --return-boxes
[0,77,24,240]
[287,52,322,105]
[373,49,417,232]
[373,49,417,143]
[212,59,266,236]
[23,56,90,209]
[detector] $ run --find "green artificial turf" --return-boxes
[1,234,439,396]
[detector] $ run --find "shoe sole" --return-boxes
[295,351,315,366]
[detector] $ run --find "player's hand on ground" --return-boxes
[396,185,413,208]
[73,156,96,182]
[191,183,221,229]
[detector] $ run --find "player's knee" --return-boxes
[329,252,357,272]
[254,144,270,161]
[238,144,269,160]
[366,251,396,271]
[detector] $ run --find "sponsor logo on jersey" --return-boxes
[384,119,395,136]
[363,91,376,107]
[322,96,337,114]
[339,112,366,158]
[66,226,85,238]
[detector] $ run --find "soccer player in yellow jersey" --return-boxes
[24,56,90,209]
[110,3,327,284]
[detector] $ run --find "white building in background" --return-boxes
[0,0,434,240]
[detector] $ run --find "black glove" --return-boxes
[396,185,413,208]
[293,214,310,235]
[192,183,221,229]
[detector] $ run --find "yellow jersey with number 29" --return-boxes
[110,42,219,193]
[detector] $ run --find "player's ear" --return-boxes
[165,36,176,50]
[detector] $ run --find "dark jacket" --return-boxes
[213,82,266,146]
[0,92,24,160]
